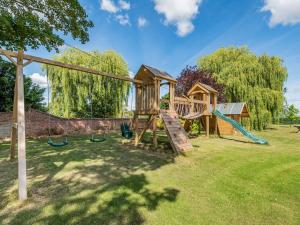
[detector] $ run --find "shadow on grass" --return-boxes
[219,136,259,144]
[0,134,178,225]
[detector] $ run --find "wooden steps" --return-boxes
[160,110,193,153]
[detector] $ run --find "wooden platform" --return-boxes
[160,110,193,153]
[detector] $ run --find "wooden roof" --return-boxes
[135,65,177,83]
[187,82,218,96]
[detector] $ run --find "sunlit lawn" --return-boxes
[0,125,299,225]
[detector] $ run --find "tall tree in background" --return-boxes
[198,47,288,130]
[286,105,299,126]
[0,0,93,51]
[0,57,45,111]
[175,66,226,102]
[47,49,130,118]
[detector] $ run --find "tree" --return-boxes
[0,57,46,111]
[286,105,299,125]
[46,48,130,118]
[0,0,93,51]
[198,47,288,130]
[175,66,226,102]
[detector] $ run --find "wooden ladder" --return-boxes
[160,110,193,153]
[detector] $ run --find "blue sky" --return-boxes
[24,0,300,109]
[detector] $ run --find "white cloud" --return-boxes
[115,14,130,26]
[119,0,130,10]
[153,0,203,37]
[137,17,148,28]
[261,0,300,27]
[128,71,134,78]
[29,73,48,88]
[100,0,118,13]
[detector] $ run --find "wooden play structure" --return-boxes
[133,65,193,153]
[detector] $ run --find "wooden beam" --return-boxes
[2,53,17,66]
[135,115,155,146]
[152,116,158,148]
[16,50,27,200]
[0,48,141,84]
[23,59,33,67]
[10,78,18,160]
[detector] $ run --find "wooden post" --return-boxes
[16,50,27,200]
[206,115,210,137]
[153,116,158,148]
[134,114,139,146]
[190,95,194,113]
[153,79,158,111]
[10,79,18,160]
[156,79,161,111]
[169,83,175,111]
[212,93,218,135]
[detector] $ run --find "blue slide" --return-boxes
[213,110,268,145]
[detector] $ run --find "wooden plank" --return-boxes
[16,50,27,201]
[161,110,193,153]
[0,48,140,84]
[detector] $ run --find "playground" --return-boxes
[0,125,299,225]
[1,1,300,224]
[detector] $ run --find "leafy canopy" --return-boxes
[0,0,93,51]
[198,46,288,130]
[286,105,299,124]
[46,49,131,118]
[175,66,226,103]
[0,57,46,111]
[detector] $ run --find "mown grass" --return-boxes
[0,125,299,225]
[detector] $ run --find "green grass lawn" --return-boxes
[0,125,299,225]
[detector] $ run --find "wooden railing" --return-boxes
[160,97,208,117]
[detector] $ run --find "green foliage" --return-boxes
[191,120,201,134]
[156,118,165,130]
[0,57,46,111]
[160,93,169,110]
[284,104,300,125]
[0,0,93,51]
[198,47,288,130]
[46,48,130,118]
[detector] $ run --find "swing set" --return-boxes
[45,64,134,147]
[0,48,191,201]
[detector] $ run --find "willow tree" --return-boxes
[197,47,288,130]
[46,48,131,118]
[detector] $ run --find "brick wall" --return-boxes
[0,109,146,138]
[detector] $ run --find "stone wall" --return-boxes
[0,109,146,138]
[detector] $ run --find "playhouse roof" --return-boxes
[135,65,177,83]
[187,82,218,96]
[210,102,250,116]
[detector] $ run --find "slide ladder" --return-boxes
[160,110,193,153]
[213,110,268,145]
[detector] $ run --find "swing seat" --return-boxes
[121,123,133,139]
[47,138,69,147]
[90,135,106,142]
[123,130,133,139]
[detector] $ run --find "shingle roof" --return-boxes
[210,102,247,115]
[143,65,177,83]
